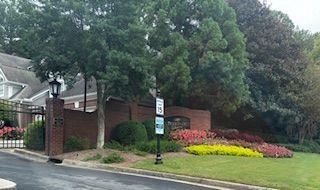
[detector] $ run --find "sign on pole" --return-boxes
[155,116,164,135]
[156,98,164,116]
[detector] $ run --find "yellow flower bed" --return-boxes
[185,145,263,158]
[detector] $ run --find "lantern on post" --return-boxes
[49,79,61,98]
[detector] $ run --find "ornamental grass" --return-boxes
[186,144,263,158]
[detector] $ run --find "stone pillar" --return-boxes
[45,98,64,157]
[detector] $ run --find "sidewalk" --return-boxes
[0,178,16,190]
[8,149,276,190]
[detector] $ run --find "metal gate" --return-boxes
[0,99,45,149]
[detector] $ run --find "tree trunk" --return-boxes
[96,80,106,149]
[84,76,87,112]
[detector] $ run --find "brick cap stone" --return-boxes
[0,178,16,190]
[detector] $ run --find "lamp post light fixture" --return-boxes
[49,79,61,98]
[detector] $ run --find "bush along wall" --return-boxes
[112,120,147,145]
[24,121,45,150]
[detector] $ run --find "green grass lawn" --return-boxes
[132,152,320,190]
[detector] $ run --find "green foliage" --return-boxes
[135,140,182,154]
[82,154,102,162]
[132,149,148,157]
[280,141,320,154]
[147,0,250,114]
[101,153,124,164]
[104,140,126,150]
[112,121,147,146]
[228,0,319,143]
[24,121,45,150]
[143,119,156,140]
[64,136,91,152]
[310,35,320,64]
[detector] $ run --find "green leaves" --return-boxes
[148,0,249,112]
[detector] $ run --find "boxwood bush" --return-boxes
[112,121,147,145]
[24,121,45,150]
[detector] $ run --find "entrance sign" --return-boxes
[155,116,164,135]
[156,98,164,116]
[166,116,190,130]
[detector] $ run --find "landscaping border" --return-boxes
[11,149,276,190]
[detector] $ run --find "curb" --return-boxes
[0,178,16,190]
[12,149,49,162]
[62,159,276,190]
[11,149,276,190]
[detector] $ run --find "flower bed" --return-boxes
[186,145,263,158]
[170,129,216,146]
[170,129,293,158]
[253,143,293,158]
[213,129,265,144]
[0,127,25,140]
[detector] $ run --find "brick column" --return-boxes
[45,98,64,156]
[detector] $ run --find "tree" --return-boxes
[28,0,152,148]
[0,0,40,58]
[147,0,250,115]
[228,0,314,143]
[310,35,320,64]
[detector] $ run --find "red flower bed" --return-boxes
[0,127,26,140]
[253,143,293,158]
[170,129,216,146]
[213,129,265,144]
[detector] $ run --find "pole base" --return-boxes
[155,154,163,165]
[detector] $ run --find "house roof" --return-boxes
[60,76,155,107]
[0,53,48,99]
[60,77,97,98]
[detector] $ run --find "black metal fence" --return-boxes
[0,99,45,149]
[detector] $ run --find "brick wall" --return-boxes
[61,99,211,150]
[63,109,98,146]
[166,106,211,130]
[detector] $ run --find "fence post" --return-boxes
[45,98,64,157]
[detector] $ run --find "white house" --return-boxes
[0,52,66,106]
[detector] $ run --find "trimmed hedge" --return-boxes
[24,121,45,150]
[186,145,263,158]
[112,121,147,145]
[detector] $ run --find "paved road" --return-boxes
[0,151,217,190]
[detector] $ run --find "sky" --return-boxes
[264,0,320,33]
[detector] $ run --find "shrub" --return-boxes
[64,136,91,152]
[143,119,156,140]
[213,129,265,144]
[185,145,263,158]
[24,121,44,150]
[83,154,102,161]
[280,141,320,154]
[112,121,147,145]
[136,140,182,154]
[170,129,216,146]
[132,149,148,157]
[101,153,124,164]
[253,143,293,158]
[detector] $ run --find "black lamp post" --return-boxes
[49,79,61,98]
[155,88,163,165]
